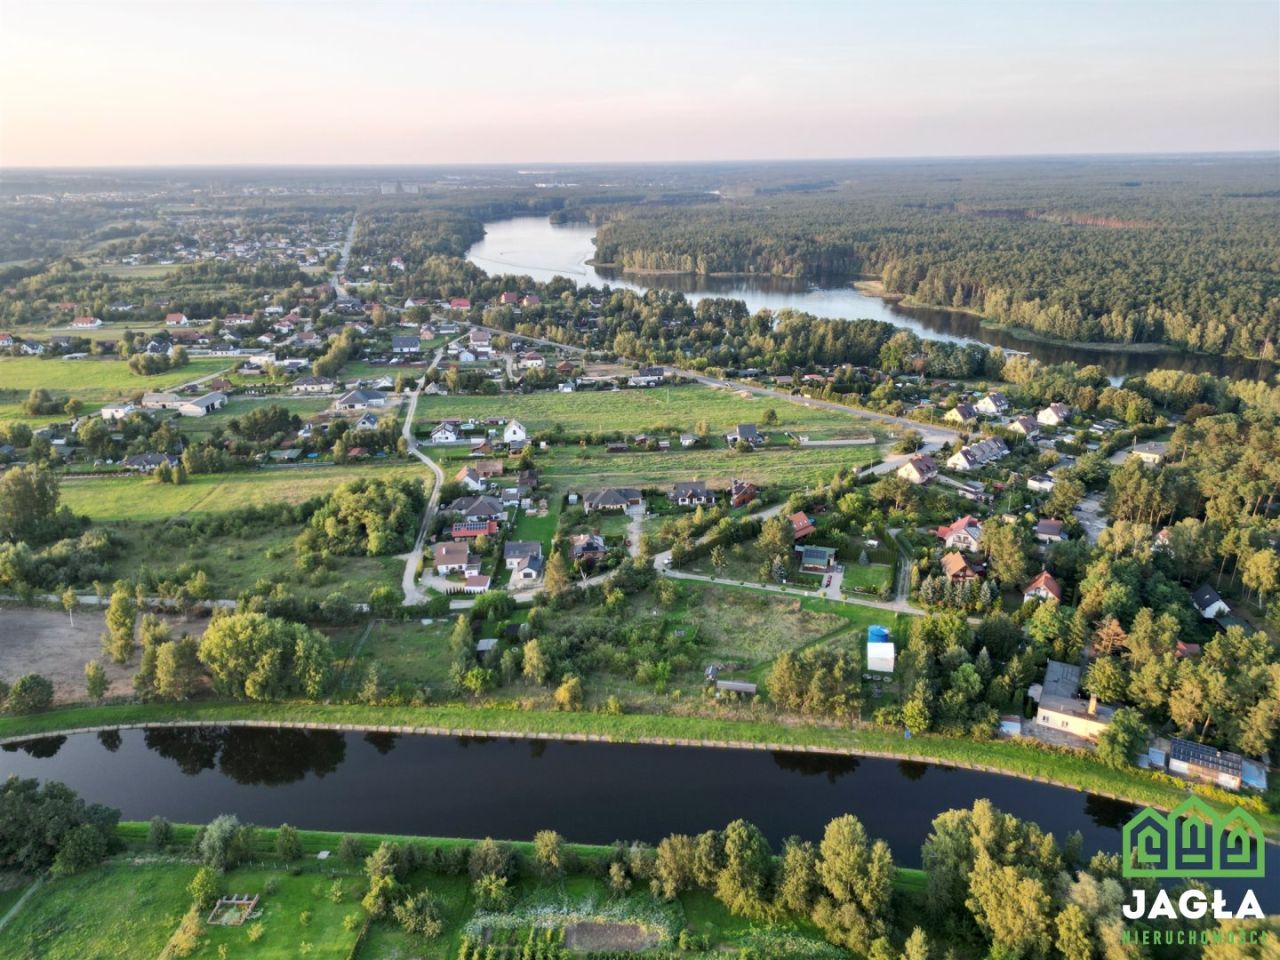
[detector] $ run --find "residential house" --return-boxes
[1026,474,1056,493]
[976,393,1009,416]
[423,382,449,396]
[165,313,190,326]
[455,466,487,492]
[1034,518,1067,543]
[521,294,540,308]
[1023,570,1063,604]
[391,336,422,354]
[1009,416,1040,438]
[71,316,103,329]
[897,454,938,485]
[291,376,335,394]
[570,533,608,564]
[583,488,643,513]
[556,360,576,376]
[503,420,527,444]
[178,392,228,417]
[725,423,762,446]
[795,544,836,572]
[445,496,504,522]
[944,402,978,425]
[1191,584,1230,620]
[452,520,501,540]
[99,402,137,422]
[353,413,380,431]
[468,328,490,353]
[790,511,817,539]
[670,481,715,507]
[936,515,983,552]
[941,551,979,583]
[497,292,519,306]
[473,459,504,479]
[449,297,472,310]
[0,332,13,349]
[729,479,758,508]
[1037,403,1071,427]
[430,422,461,443]
[123,452,179,473]
[224,313,255,327]
[333,389,387,411]
[519,351,545,369]
[501,542,542,570]
[1127,442,1168,467]
[946,437,1009,472]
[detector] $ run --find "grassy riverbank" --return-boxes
[1,699,1272,839]
[4,820,930,960]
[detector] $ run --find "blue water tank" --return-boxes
[868,625,890,644]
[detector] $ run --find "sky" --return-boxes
[0,0,1277,167]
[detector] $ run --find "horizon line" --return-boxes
[4,149,1279,174]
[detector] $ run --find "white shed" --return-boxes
[866,641,896,674]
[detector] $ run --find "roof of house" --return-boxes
[1191,583,1225,611]
[1035,518,1065,538]
[1024,570,1063,602]
[503,540,543,560]
[585,487,641,508]
[446,495,504,516]
[901,453,937,475]
[465,574,491,590]
[671,480,709,497]
[1042,660,1082,699]
[1169,737,1243,776]
[937,515,983,541]
[941,552,974,578]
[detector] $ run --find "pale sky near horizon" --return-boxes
[0,0,1276,167]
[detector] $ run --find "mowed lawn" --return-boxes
[0,356,232,421]
[177,396,336,436]
[413,385,883,440]
[59,462,430,522]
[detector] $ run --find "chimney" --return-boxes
[1088,694,1098,716]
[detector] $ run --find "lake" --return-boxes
[467,216,1273,381]
[0,726,1274,909]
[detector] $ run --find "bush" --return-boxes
[199,814,252,871]
[6,673,54,714]
[148,816,174,850]
[393,889,445,939]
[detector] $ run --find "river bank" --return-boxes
[2,700,1273,840]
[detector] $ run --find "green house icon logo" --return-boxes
[1122,797,1265,879]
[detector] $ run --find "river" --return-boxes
[0,727,1275,909]
[467,217,1273,381]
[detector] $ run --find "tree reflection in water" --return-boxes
[769,751,860,784]
[143,727,347,785]
[1083,793,1137,831]
[364,732,397,755]
[97,730,122,753]
[897,760,929,781]
[1,736,66,759]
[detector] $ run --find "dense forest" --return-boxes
[587,157,1280,357]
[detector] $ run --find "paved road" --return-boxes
[399,348,447,605]
[331,216,358,296]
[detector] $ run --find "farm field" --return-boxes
[413,384,885,441]
[0,356,232,422]
[58,461,428,522]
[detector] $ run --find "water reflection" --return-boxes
[770,751,860,784]
[364,732,398,755]
[1,736,66,759]
[97,730,122,753]
[142,727,346,785]
[1083,793,1138,831]
[897,760,929,782]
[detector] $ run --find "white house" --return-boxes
[1037,403,1071,427]
[503,420,527,444]
[1191,584,1230,620]
[178,392,228,417]
[99,402,137,422]
[430,422,460,443]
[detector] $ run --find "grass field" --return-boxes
[413,384,884,441]
[0,356,232,422]
[0,863,196,960]
[183,867,364,960]
[59,461,427,522]
[341,619,456,693]
[842,562,895,595]
[176,396,336,436]
[425,442,880,497]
